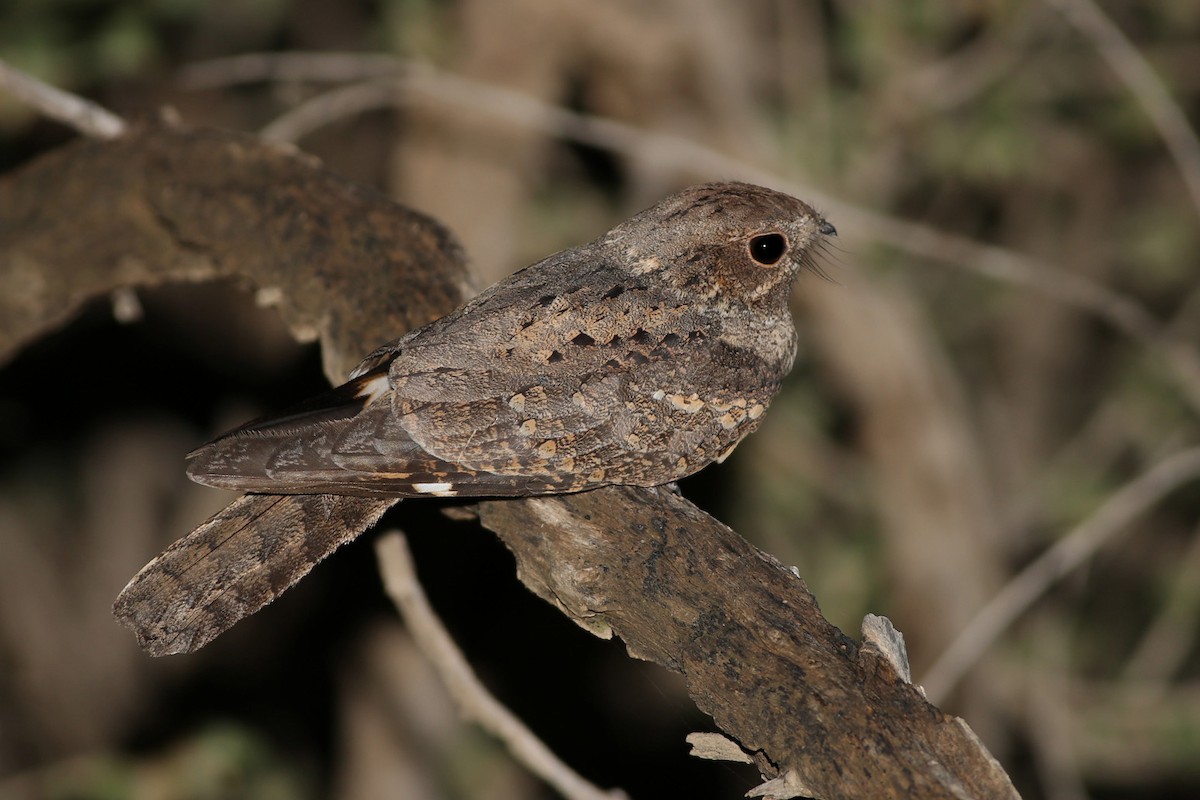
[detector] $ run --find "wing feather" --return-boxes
[186,265,735,497]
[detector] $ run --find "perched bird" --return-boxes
[115,181,834,656]
[186,182,835,498]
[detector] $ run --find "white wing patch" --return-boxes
[355,374,391,405]
[412,481,457,496]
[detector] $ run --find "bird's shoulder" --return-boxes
[362,250,726,387]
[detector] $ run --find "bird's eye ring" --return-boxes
[748,233,787,266]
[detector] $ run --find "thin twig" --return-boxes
[921,447,1200,702]
[374,531,627,800]
[260,80,401,142]
[0,58,126,139]
[1044,0,1200,222]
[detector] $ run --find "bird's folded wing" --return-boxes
[185,363,631,497]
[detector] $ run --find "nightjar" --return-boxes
[186,182,835,499]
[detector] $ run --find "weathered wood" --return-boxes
[0,115,472,380]
[479,488,1016,799]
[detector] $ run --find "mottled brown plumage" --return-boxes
[115,181,833,656]
[186,182,835,497]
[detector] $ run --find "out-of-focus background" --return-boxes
[2,1,1200,798]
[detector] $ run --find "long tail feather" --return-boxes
[113,493,396,655]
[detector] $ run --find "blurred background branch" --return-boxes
[1043,0,1200,220]
[0,56,126,138]
[180,51,1200,416]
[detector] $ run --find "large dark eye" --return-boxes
[748,233,787,265]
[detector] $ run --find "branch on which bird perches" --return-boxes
[0,117,1018,800]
